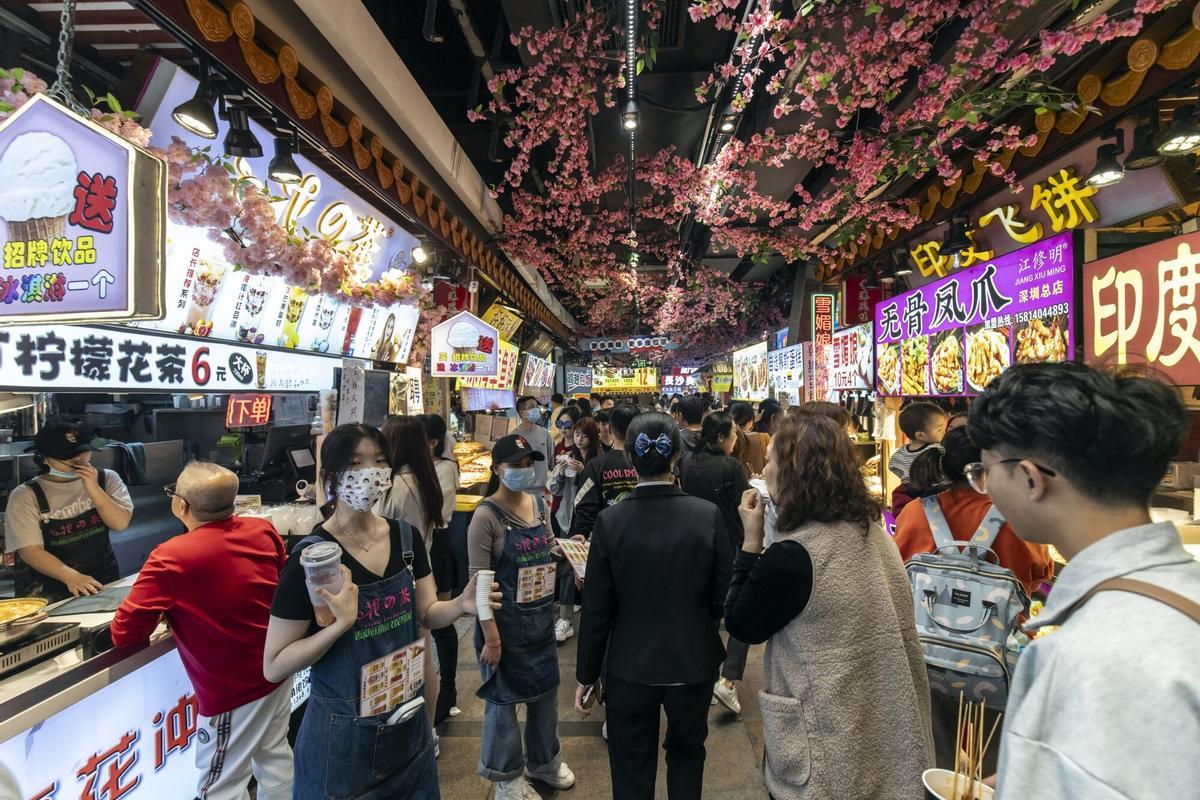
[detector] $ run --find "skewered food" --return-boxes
[1014,315,1067,364]
[902,336,929,395]
[877,343,900,394]
[932,332,963,394]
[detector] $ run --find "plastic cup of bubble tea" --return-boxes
[300,541,344,628]
[476,569,496,621]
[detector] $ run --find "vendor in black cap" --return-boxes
[4,418,133,600]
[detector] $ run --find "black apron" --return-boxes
[13,473,120,601]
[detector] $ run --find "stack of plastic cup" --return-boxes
[476,569,496,620]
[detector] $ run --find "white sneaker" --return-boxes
[713,678,742,715]
[449,705,462,717]
[554,618,575,642]
[495,776,538,800]
[432,733,440,759]
[602,721,607,740]
[573,604,581,613]
[526,761,576,790]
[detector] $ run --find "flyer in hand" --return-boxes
[556,537,590,580]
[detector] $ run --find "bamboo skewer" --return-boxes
[949,697,1005,800]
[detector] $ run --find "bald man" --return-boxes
[112,461,293,800]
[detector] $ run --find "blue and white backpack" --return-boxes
[906,496,1030,709]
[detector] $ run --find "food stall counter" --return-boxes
[0,575,213,798]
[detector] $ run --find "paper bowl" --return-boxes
[922,768,994,800]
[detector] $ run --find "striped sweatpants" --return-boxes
[195,679,294,800]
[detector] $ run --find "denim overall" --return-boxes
[473,500,563,781]
[293,523,438,800]
[15,475,118,601]
[473,499,559,703]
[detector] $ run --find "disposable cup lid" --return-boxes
[300,541,342,566]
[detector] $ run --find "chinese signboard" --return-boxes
[482,302,523,342]
[0,647,201,800]
[841,277,884,327]
[0,324,337,392]
[810,293,835,346]
[135,63,419,365]
[578,335,679,355]
[803,325,872,401]
[1083,231,1200,384]
[521,353,555,389]
[733,341,769,402]
[661,367,697,393]
[768,343,804,391]
[875,233,1075,397]
[712,373,733,393]
[591,366,658,393]
[434,280,469,312]
[457,339,517,390]
[226,393,272,427]
[431,311,499,378]
[0,94,165,324]
[565,365,592,395]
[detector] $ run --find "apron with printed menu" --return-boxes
[293,522,438,800]
[14,475,118,601]
[473,499,560,705]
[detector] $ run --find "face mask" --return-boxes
[500,465,537,492]
[524,408,543,424]
[336,467,392,512]
[47,466,79,480]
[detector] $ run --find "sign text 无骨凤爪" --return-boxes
[876,233,1076,398]
[1084,231,1200,384]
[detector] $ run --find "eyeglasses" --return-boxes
[964,459,1057,495]
[163,483,190,504]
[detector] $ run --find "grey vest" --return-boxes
[761,521,934,800]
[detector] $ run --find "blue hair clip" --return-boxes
[634,432,673,458]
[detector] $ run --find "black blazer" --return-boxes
[576,484,732,687]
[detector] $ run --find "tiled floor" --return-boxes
[435,616,770,799]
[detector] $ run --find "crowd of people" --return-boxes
[81,362,1198,800]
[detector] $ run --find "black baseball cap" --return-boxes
[491,434,546,465]
[29,420,101,460]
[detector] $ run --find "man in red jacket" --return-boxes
[111,461,292,800]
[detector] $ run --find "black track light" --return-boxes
[222,104,262,158]
[718,105,739,134]
[171,61,219,139]
[268,136,302,184]
[621,99,639,132]
[940,212,972,258]
[1086,129,1125,188]
[1158,104,1200,155]
[1125,122,1164,170]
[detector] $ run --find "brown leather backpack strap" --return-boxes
[1073,577,1200,625]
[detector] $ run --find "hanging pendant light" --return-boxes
[1158,105,1200,155]
[1086,129,1125,188]
[1124,122,1164,170]
[172,60,219,139]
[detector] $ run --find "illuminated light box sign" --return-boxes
[733,341,768,402]
[226,392,273,427]
[0,647,202,800]
[521,353,555,389]
[768,343,804,392]
[458,339,517,391]
[874,232,1075,397]
[591,366,658,393]
[482,302,523,342]
[578,335,678,355]
[712,373,733,392]
[134,62,419,364]
[433,311,499,378]
[805,324,873,401]
[810,292,835,346]
[0,94,165,324]
[565,366,592,395]
[1084,231,1200,384]
[0,324,337,393]
[661,367,697,393]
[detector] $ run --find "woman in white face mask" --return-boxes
[264,424,499,800]
[467,434,575,800]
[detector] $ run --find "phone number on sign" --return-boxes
[1013,303,1070,325]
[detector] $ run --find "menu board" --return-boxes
[874,233,1075,397]
[457,339,518,390]
[482,302,523,342]
[1083,231,1200,385]
[661,367,697,393]
[521,354,555,389]
[733,341,769,401]
[133,62,421,364]
[591,366,658,393]
[829,323,873,392]
[768,344,804,392]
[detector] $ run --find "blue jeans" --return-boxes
[478,689,563,782]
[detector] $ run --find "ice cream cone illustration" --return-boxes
[0,131,77,241]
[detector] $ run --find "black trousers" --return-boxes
[605,675,711,800]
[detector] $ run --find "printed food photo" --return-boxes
[931,329,964,395]
[965,325,1011,391]
[1014,314,1068,364]
[901,335,930,395]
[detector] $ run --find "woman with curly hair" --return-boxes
[726,414,933,800]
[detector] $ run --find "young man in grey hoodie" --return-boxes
[968,363,1200,800]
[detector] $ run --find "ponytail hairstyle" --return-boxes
[624,411,682,477]
[696,411,736,456]
[907,448,950,496]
